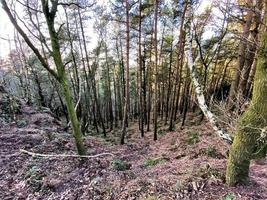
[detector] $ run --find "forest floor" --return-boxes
[0,102,266,200]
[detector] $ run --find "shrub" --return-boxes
[221,192,235,200]
[158,129,166,136]
[16,119,28,127]
[143,157,167,167]
[24,166,46,192]
[186,131,200,145]
[203,145,217,157]
[111,159,131,171]
[198,164,224,180]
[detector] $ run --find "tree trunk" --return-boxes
[226,1,267,185]
[184,2,232,143]
[153,0,159,141]
[169,3,187,131]
[138,0,144,137]
[121,0,130,145]
[238,0,262,99]
[60,75,86,155]
[1,0,86,155]
[228,0,253,109]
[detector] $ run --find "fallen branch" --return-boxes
[20,149,115,159]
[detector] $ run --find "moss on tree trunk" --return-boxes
[226,9,267,185]
[226,111,265,185]
[60,75,86,155]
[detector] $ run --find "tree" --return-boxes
[184,1,232,143]
[121,0,130,145]
[169,1,187,131]
[1,0,86,155]
[153,0,159,141]
[226,1,267,185]
[138,0,144,138]
[228,0,254,110]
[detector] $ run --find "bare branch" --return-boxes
[20,149,114,158]
[1,0,59,80]
[58,1,96,9]
[17,0,42,13]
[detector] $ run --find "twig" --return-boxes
[20,149,114,159]
[58,2,96,9]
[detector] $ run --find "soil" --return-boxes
[0,102,266,200]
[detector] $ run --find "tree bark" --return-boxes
[121,0,130,145]
[138,0,144,137]
[153,0,159,141]
[184,2,232,143]
[226,1,267,185]
[228,0,254,109]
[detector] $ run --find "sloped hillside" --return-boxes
[0,100,266,200]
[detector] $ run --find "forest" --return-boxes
[0,0,266,199]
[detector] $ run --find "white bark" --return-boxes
[184,4,232,143]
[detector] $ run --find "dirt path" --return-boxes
[0,104,266,200]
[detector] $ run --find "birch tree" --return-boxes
[184,1,233,143]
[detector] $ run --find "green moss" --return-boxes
[143,157,168,167]
[203,145,217,158]
[226,111,261,185]
[226,13,267,186]
[45,132,57,141]
[158,129,166,136]
[111,159,131,171]
[24,166,46,192]
[104,185,113,193]
[186,131,200,145]
[173,180,184,191]
[198,164,224,180]
[16,119,28,127]
[144,195,159,200]
[60,76,86,155]
[221,192,235,200]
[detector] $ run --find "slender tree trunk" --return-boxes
[77,7,106,136]
[121,0,130,145]
[165,36,173,125]
[228,0,253,109]
[64,8,82,120]
[113,65,118,128]
[184,2,232,143]
[104,43,113,131]
[153,0,159,141]
[74,11,97,132]
[238,0,262,99]
[142,46,148,125]
[169,3,187,131]
[181,69,191,126]
[147,27,154,132]
[138,0,144,137]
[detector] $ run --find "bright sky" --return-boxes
[0,7,14,58]
[0,0,212,59]
[0,0,110,59]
